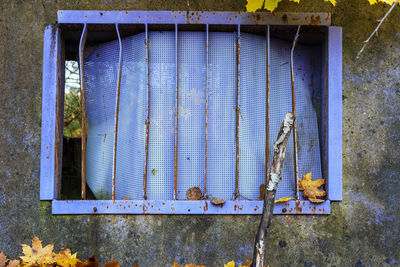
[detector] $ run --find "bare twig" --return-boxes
[356,0,399,59]
[290,25,300,199]
[251,113,295,267]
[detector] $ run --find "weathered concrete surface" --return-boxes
[0,0,399,266]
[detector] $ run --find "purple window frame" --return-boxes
[40,11,342,215]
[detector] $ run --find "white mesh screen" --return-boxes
[83,30,322,201]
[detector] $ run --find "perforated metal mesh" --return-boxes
[83,30,322,201]
[206,32,236,200]
[85,34,146,200]
[147,32,176,200]
[238,33,267,199]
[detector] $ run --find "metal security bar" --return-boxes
[40,11,342,215]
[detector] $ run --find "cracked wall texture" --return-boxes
[0,0,399,266]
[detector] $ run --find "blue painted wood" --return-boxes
[52,200,330,215]
[40,25,61,200]
[327,27,342,201]
[57,11,331,26]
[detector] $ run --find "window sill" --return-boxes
[52,199,330,215]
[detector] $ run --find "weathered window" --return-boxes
[40,11,342,214]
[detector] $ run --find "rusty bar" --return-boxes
[290,25,301,199]
[112,24,123,203]
[173,23,179,200]
[79,23,88,200]
[143,23,150,200]
[234,24,241,199]
[204,24,209,198]
[265,25,270,187]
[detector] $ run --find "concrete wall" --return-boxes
[0,0,399,266]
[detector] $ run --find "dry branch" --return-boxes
[251,112,295,267]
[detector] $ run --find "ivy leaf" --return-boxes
[224,261,236,267]
[246,0,265,12]
[298,172,326,203]
[274,197,294,203]
[20,235,55,266]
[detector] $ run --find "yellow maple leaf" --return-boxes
[324,0,336,5]
[173,262,179,267]
[379,0,399,4]
[246,0,265,12]
[54,248,82,267]
[20,236,55,266]
[225,260,236,267]
[298,172,326,203]
[264,0,283,11]
[274,197,293,203]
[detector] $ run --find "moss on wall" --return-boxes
[0,0,399,266]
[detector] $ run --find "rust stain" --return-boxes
[254,205,259,212]
[309,15,321,25]
[106,206,109,210]
[281,14,288,24]
[234,205,238,211]
[295,200,302,213]
[282,208,287,213]
[311,206,316,214]
[143,204,148,214]
[203,201,208,212]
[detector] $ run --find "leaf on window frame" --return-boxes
[324,0,336,5]
[246,0,265,12]
[186,187,202,200]
[274,197,294,203]
[298,172,326,203]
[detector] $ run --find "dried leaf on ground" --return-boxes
[0,252,6,267]
[54,247,82,267]
[104,260,120,267]
[298,172,326,203]
[274,197,294,203]
[224,260,235,267]
[20,235,55,265]
[76,256,99,267]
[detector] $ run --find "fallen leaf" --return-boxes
[186,187,202,200]
[173,262,179,267]
[224,260,235,267]
[0,252,6,267]
[210,197,226,206]
[298,172,326,203]
[20,235,55,266]
[274,197,294,203]
[76,256,99,267]
[54,247,82,267]
[5,261,19,267]
[104,260,120,267]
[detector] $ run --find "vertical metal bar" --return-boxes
[112,24,123,202]
[79,24,88,200]
[204,24,209,198]
[143,24,150,200]
[290,25,301,199]
[265,25,270,187]
[173,24,179,200]
[234,24,241,199]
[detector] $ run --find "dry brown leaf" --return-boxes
[298,172,326,203]
[54,247,81,267]
[20,235,55,266]
[0,252,6,267]
[76,256,98,267]
[173,262,179,267]
[104,260,120,267]
[210,197,225,206]
[186,187,202,200]
[6,261,19,267]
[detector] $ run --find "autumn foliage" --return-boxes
[0,236,259,267]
